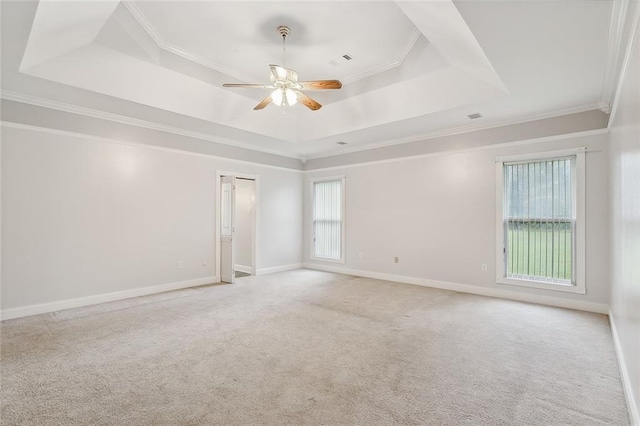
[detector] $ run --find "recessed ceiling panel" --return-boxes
[130,1,420,84]
[3,0,616,161]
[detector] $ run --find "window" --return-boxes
[311,177,345,263]
[496,148,585,294]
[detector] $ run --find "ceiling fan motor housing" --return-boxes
[222,24,341,111]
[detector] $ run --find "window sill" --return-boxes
[496,277,585,294]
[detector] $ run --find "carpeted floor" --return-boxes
[0,270,630,425]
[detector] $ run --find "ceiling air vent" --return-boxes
[336,141,348,145]
[467,113,482,120]
[342,54,353,61]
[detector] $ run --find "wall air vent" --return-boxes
[467,113,482,119]
[336,141,348,145]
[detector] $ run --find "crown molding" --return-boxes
[303,102,607,161]
[160,43,259,84]
[601,0,630,111]
[121,0,164,47]
[122,0,421,87]
[121,0,257,84]
[1,90,607,168]
[302,128,608,173]
[1,121,304,174]
[1,91,304,161]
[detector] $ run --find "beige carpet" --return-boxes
[1,270,630,425]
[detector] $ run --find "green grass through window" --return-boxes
[506,221,572,282]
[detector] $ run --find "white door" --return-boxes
[220,175,236,283]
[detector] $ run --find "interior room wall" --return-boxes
[1,124,302,316]
[0,100,305,171]
[304,131,610,311]
[304,110,609,171]
[234,178,254,273]
[608,11,640,423]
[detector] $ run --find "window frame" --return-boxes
[310,176,346,264]
[495,148,586,294]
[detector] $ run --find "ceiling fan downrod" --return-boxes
[277,26,292,114]
[277,25,290,68]
[222,24,341,112]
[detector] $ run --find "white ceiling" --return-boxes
[1,1,616,161]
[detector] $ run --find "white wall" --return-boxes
[304,110,609,170]
[235,178,254,271]
[1,124,302,314]
[609,11,640,423]
[304,131,610,309]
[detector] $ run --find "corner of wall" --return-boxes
[609,310,640,425]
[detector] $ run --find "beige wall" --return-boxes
[1,100,305,171]
[304,110,609,170]
[304,131,611,310]
[609,11,640,423]
[1,124,303,313]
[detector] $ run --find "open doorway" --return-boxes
[216,172,258,284]
[234,178,255,278]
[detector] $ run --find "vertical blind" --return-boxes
[313,179,342,260]
[503,157,575,284]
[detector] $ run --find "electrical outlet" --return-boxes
[177,260,184,269]
[202,259,208,266]
[481,264,488,272]
[393,256,399,264]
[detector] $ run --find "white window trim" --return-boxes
[495,148,586,294]
[310,176,346,264]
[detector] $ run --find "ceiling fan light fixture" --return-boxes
[271,88,298,106]
[271,89,283,105]
[223,25,341,111]
[285,89,298,106]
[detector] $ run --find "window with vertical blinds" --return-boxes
[311,178,344,262]
[502,156,576,285]
[497,148,586,294]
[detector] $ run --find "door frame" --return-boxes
[219,175,236,283]
[215,171,259,281]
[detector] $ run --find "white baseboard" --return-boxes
[256,263,302,276]
[0,276,218,321]
[234,264,252,274]
[610,310,640,426]
[302,263,609,314]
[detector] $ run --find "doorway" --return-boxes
[216,172,258,283]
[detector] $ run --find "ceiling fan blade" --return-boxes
[269,64,287,82]
[286,68,299,83]
[223,83,271,88]
[296,91,322,111]
[299,80,342,90]
[253,94,272,110]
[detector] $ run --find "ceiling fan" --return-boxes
[223,26,342,112]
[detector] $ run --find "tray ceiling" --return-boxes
[1,1,615,160]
